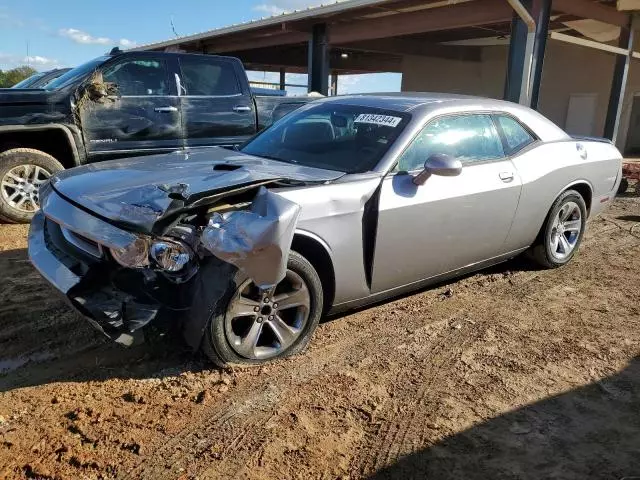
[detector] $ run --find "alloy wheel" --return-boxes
[0,164,51,213]
[549,200,582,260]
[224,270,311,360]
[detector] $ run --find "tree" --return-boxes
[0,66,38,87]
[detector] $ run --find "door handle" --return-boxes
[499,171,514,182]
[154,106,178,113]
[233,105,252,113]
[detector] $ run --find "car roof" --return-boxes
[314,92,569,142]
[318,92,527,114]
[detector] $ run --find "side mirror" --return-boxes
[412,153,462,186]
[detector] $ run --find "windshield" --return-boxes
[38,70,68,88]
[240,103,410,173]
[45,57,109,90]
[12,72,46,89]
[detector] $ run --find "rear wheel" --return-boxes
[529,189,587,269]
[202,251,323,367]
[0,148,64,223]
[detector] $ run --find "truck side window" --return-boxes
[179,57,241,96]
[102,59,168,96]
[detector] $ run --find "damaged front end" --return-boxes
[28,156,312,348]
[201,187,300,289]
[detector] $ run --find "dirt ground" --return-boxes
[0,192,639,480]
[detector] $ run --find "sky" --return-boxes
[0,0,401,94]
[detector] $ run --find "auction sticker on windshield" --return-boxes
[354,114,402,128]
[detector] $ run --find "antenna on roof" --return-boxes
[109,47,122,55]
[170,16,179,37]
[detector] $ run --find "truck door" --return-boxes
[82,55,183,160]
[177,55,257,148]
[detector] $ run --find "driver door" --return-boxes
[81,55,183,161]
[371,113,522,293]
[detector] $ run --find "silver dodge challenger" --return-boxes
[28,93,623,366]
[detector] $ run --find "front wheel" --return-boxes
[202,251,323,367]
[529,189,587,269]
[0,148,64,223]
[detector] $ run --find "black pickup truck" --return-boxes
[0,50,310,223]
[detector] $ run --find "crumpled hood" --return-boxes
[51,147,344,233]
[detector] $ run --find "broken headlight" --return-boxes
[149,239,192,272]
[110,237,150,269]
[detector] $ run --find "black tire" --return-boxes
[201,251,323,367]
[617,177,629,195]
[528,189,587,269]
[0,148,64,223]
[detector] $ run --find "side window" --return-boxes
[495,115,536,155]
[395,114,504,172]
[102,59,168,96]
[179,57,241,96]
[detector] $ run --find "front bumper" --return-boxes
[28,210,81,295]
[28,191,167,346]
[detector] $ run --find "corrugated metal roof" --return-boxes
[131,0,391,51]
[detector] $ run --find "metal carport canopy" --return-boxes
[129,0,395,52]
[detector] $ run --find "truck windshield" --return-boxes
[45,57,109,90]
[12,72,46,88]
[241,103,410,173]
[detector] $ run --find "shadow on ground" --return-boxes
[617,215,640,222]
[617,183,640,198]
[370,356,640,480]
[327,254,539,323]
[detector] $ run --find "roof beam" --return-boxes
[341,38,482,61]
[552,0,629,27]
[550,31,629,54]
[235,48,402,73]
[203,31,308,54]
[329,0,514,44]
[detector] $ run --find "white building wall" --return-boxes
[401,40,640,152]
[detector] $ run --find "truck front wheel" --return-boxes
[0,148,64,223]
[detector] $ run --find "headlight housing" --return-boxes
[109,235,194,274]
[110,237,150,269]
[149,239,192,272]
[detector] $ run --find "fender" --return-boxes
[293,229,335,263]
[529,179,594,245]
[0,123,84,167]
[550,178,593,214]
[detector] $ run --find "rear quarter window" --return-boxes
[495,115,536,155]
